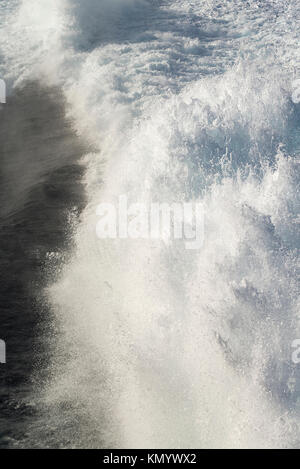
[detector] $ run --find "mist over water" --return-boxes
[0,0,300,448]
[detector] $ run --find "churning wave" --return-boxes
[0,0,299,448]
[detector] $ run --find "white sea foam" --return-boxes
[1,0,299,448]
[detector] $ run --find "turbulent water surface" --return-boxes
[0,0,299,449]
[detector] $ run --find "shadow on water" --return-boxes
[68,0,228,52]
[0,82,92,448]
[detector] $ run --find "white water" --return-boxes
[1,0,300,448]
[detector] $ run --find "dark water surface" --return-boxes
[0,82,89,447]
